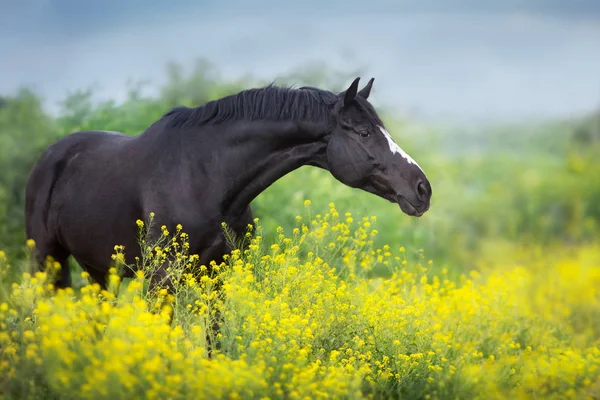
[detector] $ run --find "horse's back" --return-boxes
[32,130,130,167]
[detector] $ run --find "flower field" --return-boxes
[1,202,599,399]
[1,57,599,399]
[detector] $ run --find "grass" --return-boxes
[1,202,599,400]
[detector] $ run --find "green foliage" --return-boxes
[0,57,599,399]
[0,57,598,273]
[0,89,61,255]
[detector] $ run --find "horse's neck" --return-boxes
[215,120,329,217]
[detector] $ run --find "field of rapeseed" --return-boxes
[1,202,599,400]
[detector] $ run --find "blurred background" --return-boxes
[1,0,599,277]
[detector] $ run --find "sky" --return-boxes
[1,0,599,124]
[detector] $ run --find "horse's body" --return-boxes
[25,78,432,289]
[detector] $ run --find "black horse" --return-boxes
[25,77,432,290]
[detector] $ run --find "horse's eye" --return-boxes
[358,131,370,138]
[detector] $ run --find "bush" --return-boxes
[1,59,599,270]
[1,203,599,399]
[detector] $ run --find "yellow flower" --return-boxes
[0,202,598,400]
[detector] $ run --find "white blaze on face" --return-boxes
[378,126,423,173]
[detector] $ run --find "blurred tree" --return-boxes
[56,87,95,131]
[274,60,365,92]
[159,58,251,108]
[0,58,598,267]
[572,108,600,147]
[0,88,60,256]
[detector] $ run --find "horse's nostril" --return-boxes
[417,181,428,199]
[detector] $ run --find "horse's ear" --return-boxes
[357,77,374,99]
[343,77,360,107]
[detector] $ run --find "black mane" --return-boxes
[161,84,341,128]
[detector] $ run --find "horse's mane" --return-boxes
[160,84,342,128]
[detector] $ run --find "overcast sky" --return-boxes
[1,0,599,123]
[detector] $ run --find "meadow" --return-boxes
[1,60,599,399]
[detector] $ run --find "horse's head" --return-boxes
[326,77,432,217]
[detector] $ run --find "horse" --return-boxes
[24,77,432,291]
